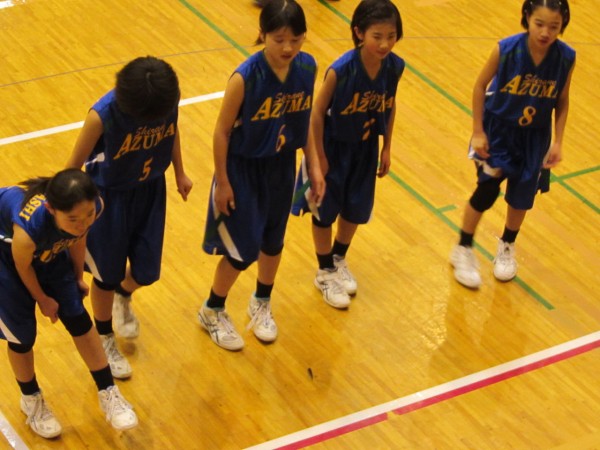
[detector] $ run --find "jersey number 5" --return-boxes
[139,157,153,181]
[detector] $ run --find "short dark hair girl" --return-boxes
[351,0,403,48]
[258,0,306,41]
[521,0,570,33]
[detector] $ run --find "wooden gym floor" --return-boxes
[0,0,598,448]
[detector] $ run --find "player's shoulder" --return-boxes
[555,39,576,62]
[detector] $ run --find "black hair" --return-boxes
[256,0,307,44]
[521,0,570,33]
[115,56,180,122]
[20,169,99,211]
[351,0,403,48]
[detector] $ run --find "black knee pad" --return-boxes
[312,216,332,228]
[93,278,119,291]
[8,341,34,354]
[469,179,502,212]
[60,311,93,337]
[226,255,252,271]
[260,243,283,257]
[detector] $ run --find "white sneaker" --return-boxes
[198,304,244,351]
[20,391,62,439]
[450,245,482,289]
[100,333,132,379]
[314,269,351,309]
[98,385,138,430]
[494,239,517,281]
[333,255,357,295]
[113,293,139,339]
[247,295,278,342]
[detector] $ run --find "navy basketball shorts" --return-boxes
[474,115,552,210]
[203,150,296,263]
[85,176,167,286]
[317,135,379,226]
[0,249,84,346]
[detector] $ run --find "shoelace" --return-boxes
[118,297,135,323]
[247,301,273,330]
[104,337,126,361]
[458,247,479,269]
[214,311,237,335]
[321,271,347,295]
[497,244,514,262]
[25,395,54,425]
[104,387,133,420]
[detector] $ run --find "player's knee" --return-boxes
[226,255,252,271]
[8,340,34,354]
[312,216,332,228]
[469,179,501,212]
[261,243,283,257]
[60,311,93,337]
[93,278,119,291]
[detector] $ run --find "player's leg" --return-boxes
[451,176,502,289]
[332,217,359,295]
[1,266,62,439]
[112,266,143,339]
[198,256,245,351]
[64,313,137,430]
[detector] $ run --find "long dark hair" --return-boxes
[115,56,180,122]
[20,168,98,210]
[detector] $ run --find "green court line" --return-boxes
[552,177,600,214]
[553,164,600,181]
[180,0,558,309]
[177,0,251,58]
[437,204,457,213]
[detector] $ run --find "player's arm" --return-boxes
[310,68,337,176]
[171,128,193,201]
[378,102,396,178]
[69,235,90,297]
[301,129,325,207]
[12,224,59,323]
[66,109,104,169]
[213,72,244,215]
[544,61,575,168]
[471,44,500,159]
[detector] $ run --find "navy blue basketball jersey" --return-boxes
[485,33,575,128]
[85,90,178,189]
[0,187,100,263]
[228,51,316,158]
[325,48,405,143]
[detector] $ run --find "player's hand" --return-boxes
[37,295,59,323]
[215,181,235,216]
[377,148,391,178]
[77,279,90,297]
[308,168,326,208]
[177,174,194,201]
[471,132,490,159]
[543,142,562,168]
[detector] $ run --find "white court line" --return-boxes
[245,331,600,449]
[0,91,225,147]
[0,410,28,450]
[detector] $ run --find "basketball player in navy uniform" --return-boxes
[66,56,193,376]
[0,169,137,438]
[199,0,325,351]
[450,0,575,288]
[292,0,404,309]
